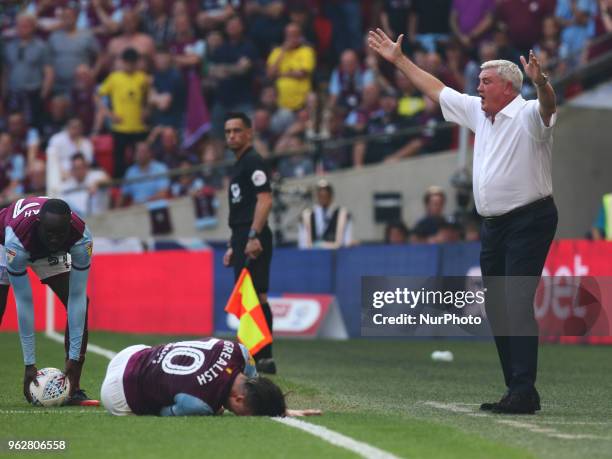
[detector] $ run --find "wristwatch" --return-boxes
[248,228,258,239]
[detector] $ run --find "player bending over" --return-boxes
[0,197,96,405]
[101,337,320,417]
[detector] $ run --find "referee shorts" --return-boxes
[230,225,273,293]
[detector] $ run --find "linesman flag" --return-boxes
[224,268,273,356]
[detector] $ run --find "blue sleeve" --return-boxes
[160,393,214,416]
[158,164,170,190]
[594,204,605,231]
[239,343,258,378]
[66,226,92,361]
[5,228,36,365]
[329,70,340,96]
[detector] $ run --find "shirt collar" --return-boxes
[498,94,526,119]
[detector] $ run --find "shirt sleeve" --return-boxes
[522,100,557,142]
[439,86,480,132]
[65,226,92,361]
[329,70,340,96]
[246,155,271,194]
[5,228,36,365]
[159,393,214,416]
[98,74,113,96]
[239,343,258,378]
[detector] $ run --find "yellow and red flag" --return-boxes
[224,268,272,356]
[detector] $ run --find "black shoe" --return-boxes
[63,389,100,407]
[480,391,510,411]
[492,391,537,414]
[255,358,277,375]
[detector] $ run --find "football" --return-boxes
[29,368,70,407]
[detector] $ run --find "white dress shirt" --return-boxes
[439,87,557,217]
[46,131,94,196]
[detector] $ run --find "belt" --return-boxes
[483,196,553,222]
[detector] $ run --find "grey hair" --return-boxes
[480,59,523,92]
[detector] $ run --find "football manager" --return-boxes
[369,29,558,414]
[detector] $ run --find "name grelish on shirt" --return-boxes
[196,341,235,386]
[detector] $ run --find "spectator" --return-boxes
[323,0,363,57]
[244,0,286,57]
[96,47,149,178]
[259,85,295,136]
[141,0,175,47]
[199,140,227,190]
[319,108,353,171]
[46,117,94,196]
[429,219,462,243]
[149,46,185,129]
[208,15,258,137]
[266,23,316,110]
[380,0,414,45]
[6,111,40,163]
[147,126,190,169]
[409,0,452,53]
[556,0,598,65]
[23,159,47,194]
[85,0,122,46]
[533,16,569,78]
[344,83,381,134]
[463,216,481,242]
[196,0,241,33]
[71,64,97,134]
[449,0,495,50]
[107,9,155,71]
[591,193,612,240]
[0,132,25,203]
[491,22,521,65]
[495,0,556,58]
[121,141,169,205]
[277,135,314,178]
[298,179,353,249]
[413,186,447,238]
[384,220,410,244]
[3,14,54,130]
[170,158,205,197]
[328,49,375,110]
[48,3,101,96]
[395,69,426,118]
[39,95,71,150]
[252,107,275,157]
[352,89,423,166]
[168,13,206,75]
[60,152,109,216]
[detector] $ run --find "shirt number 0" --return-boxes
[161,339,219,376]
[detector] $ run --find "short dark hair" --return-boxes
[122,47,140,63]
[40,199,71,217]
[71,152,86,163]
[224,112,252,129]
[244,377,286,417]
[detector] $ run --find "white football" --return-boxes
[29,368,70,407]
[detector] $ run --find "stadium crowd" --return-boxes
[0,0,610,233]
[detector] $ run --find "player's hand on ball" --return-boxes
[223,247,233,267]
[24,364,38,403]
[64,359,79,396]
[245,239,263,259]
[286,409,322,417]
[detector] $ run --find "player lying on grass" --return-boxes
[0,197,96,406]
[101,337,320,417]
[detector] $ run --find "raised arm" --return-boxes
[520,50,556,126]
[367,29,445,103]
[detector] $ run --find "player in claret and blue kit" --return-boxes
[101,337,319,417]
[0,197,97,406]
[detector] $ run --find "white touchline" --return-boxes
[43,332,404,459]
[423,401,612,441]
[274,417,402,459]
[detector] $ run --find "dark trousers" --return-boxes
[480,197,558,394]
[111,131,148,179]
[231,225,274,359]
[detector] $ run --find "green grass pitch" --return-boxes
[1,332,611,458]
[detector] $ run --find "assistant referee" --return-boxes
[222,112,276,374]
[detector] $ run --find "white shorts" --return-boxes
[0,243,71,286]
[101,345,150,416]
